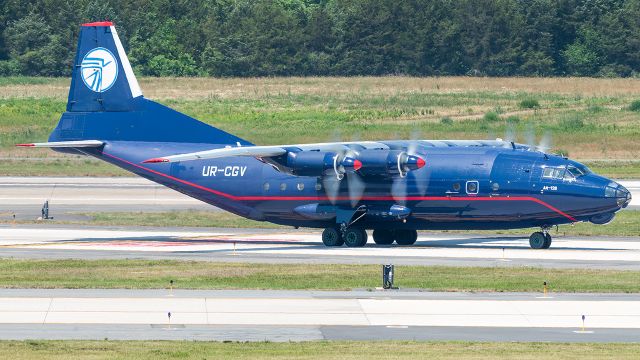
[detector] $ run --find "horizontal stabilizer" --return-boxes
[143,145,287,163]
[16,140,104,148]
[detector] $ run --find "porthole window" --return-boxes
[466,180,479,194]
[492,182,500,191]
[452,183,461,192]
[280,183,287,191]
[315,182,322,191]
[297,183,304,191]
[263,182,270,191]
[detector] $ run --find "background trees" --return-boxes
[1,0,639,77]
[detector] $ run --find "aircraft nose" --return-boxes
[620,185,632,208]
[604,181,631,208]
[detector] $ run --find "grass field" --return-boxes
[5,209,636,236]
[2,76,640,169]
[2,340,640,360]
[1,259,638,292]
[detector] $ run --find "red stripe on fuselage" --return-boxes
[102,152,577,222]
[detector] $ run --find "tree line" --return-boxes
[1,0,639,77]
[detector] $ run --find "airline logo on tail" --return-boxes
[80,47,118,92]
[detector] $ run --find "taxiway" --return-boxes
[0,289,637,342]
[1,225,639,269]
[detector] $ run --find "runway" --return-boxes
[1,177,639,342]
[0,289,637,342]
[1,225,639,269]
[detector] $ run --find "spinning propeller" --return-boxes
[391,131,429,205]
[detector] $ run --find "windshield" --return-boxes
[566,165,586,178]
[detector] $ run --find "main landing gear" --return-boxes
[371,229,418,246]
[529,228,552,249]
[322,227,368,247]
[322,227,418,247]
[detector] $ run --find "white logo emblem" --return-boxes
[80,47,118,92]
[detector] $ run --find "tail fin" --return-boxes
[67,21,141,112]
[49,22,250,145]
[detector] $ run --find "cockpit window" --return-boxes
[566,165,585,178]
[542,166,565,179]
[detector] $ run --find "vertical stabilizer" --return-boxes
[50,22,251,145]
[67,22,142,112]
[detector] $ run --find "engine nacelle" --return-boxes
[357,150,425,177]
[282,149,424,178]
[286,151,335,176]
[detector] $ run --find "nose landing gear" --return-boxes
[529,228,552,249]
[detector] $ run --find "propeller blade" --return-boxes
[524,125,536,150]
[504,123,516,144]
[347,172,366,207]
[538,131,553,153]
[407,129,422,155]
[391,176,408,206]
[322,173,342,205]
[414,170,430,196]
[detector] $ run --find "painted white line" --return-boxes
[0,297,635,328]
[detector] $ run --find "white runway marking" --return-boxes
[0,296,637,328]
[0,227,639,264]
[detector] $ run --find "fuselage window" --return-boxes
[297,183,304,191]
[280,183,287,191]
[492,182,500,192]
[452,183,461,192]
[263,182,270,191]
[466,180,479,194]
[315,182,322,191]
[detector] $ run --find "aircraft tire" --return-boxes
[542,233,552,249]
[529,232,547,249]
[344,228,368,247]
[322,227,344,247]
[394,229,418,246]
[372,229,394,245]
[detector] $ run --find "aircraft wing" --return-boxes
[142,142,390,163]
[16,140,105,148]
[143,145,288,163]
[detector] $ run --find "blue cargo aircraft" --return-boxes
[19,22,631,249]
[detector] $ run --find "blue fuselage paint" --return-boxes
[68,140,625,231]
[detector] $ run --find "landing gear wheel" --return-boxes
[322,227,344,247]
[394,229,418,246]
[343,228,368,247]
[542,233,552,249]
[372,229,394,245]
[529,232,547,249]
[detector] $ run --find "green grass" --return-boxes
[1,340,639,360]
[5,209,636,236]
[0,259,639,292]
[519,98,540,109]
[0,158,130,177]
[585,160,640,179]
[84,210,283,228]
[2,77,640,161]
[1,77,639,177]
